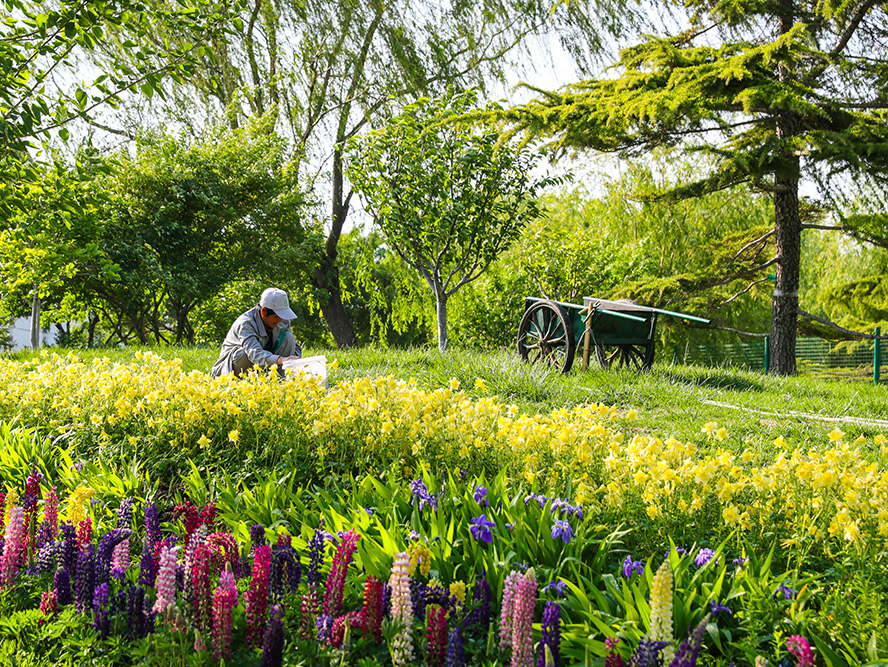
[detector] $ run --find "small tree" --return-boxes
[347,91,559,351]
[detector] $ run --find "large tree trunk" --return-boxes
[314,146,357,348]
[769,172,801,375]
[769,0,801,376]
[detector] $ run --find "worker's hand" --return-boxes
[276,355,299,365]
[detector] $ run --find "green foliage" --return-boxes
[78,114,311,345]
[0,0,245,210]
[501,0,888,373]
[347,89,562,350]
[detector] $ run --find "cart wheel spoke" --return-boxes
[516,301,576,373]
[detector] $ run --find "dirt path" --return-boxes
[701,399,888,430]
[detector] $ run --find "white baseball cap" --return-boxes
[259,287,297,320]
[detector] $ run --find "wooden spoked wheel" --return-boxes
[594,343,651,370]
[517,300,576,373]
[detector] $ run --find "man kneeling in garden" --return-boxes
[211,287,301,378]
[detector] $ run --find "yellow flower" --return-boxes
[474,378,487,392]
[649,561,674,663]
[828,428,845,443]
[448,378,460,391]
[722,505,740,525]
[874,434,886,446]
[625,409,638,421]
[773,436,786,448]
[228,429,240,444]
[715,428,728,441]
[329,359,339,370]
[703,422,717,437]
[197,434,211,448]
[449,581,466,604]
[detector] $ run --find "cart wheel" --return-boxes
[594,344,652,371]
[517,301,576,373]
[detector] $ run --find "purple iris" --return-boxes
[774,584,797,600]
[622,556,644,578]
[551,519,574,545]
[695,548,717,567]
[709,600,732,615]
[543,580,567,597]
[473,486,489,507]
[469,515,496,544]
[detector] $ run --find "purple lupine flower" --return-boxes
[622,556,644,578]
[732,557,748,568]
[628,639,670,667]
[382,581,392,618]
[316,613,333,643]
[93,582,111,639]
[144,502,161,548]
[505,522,516,531]
[117,498,135,529]
[473,486,489,507]
[143,591,155,635]
[250,524,266,549]
[60,522,78,576]
[465,573,491,638]
[445,626,465,667]
[665,547,687,559]
[668,613,710,667]
[75,548,95,613]
[34,543,57,574]
[96,529,132,585]
[306,522,326,586]
[271,543,302,599]
[709,600,731,616]
[538,601,561,667]
[469,515,495,544]
[694,548,717,567]
[128,585,146,639]
[55,567,72,606]
[364,507,374,515]
[261,604,285,667]
[410,577,428,621]
[139,543,156,586]
[551,520,574,545]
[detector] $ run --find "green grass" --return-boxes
[6,345,887,449]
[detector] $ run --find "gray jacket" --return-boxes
[211,305,298,378]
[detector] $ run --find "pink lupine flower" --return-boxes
[511,568,537,667]
[77,518,92,548]
[426,605,448,667]
[39,589,58,625]
[111,537,130,572]
[192,543,214,637]
[212,569,238,660]
[390,551,414,667]
[787,635,815,667]
[323,529,360,618]
[1,507,25,589]
[361,575,384,642]
[153,545,178,615]
[43,486,59,542]
[499,570,522,652]
[246,544,271,647]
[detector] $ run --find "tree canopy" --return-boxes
[502,0,888,374]
[347,90,559,350]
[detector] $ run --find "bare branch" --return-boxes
[797,308,888,339]
[716,275,773,307]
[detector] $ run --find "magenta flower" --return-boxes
[246,544,271,647]
[323,529,360,618]
[1,507,25,589]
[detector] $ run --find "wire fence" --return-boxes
[677,335,886,383]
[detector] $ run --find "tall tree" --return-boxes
[501,0,888,374]
[347,91,557,350]
[102,0,638,347]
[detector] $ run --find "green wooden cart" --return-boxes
[516,296,711,373]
